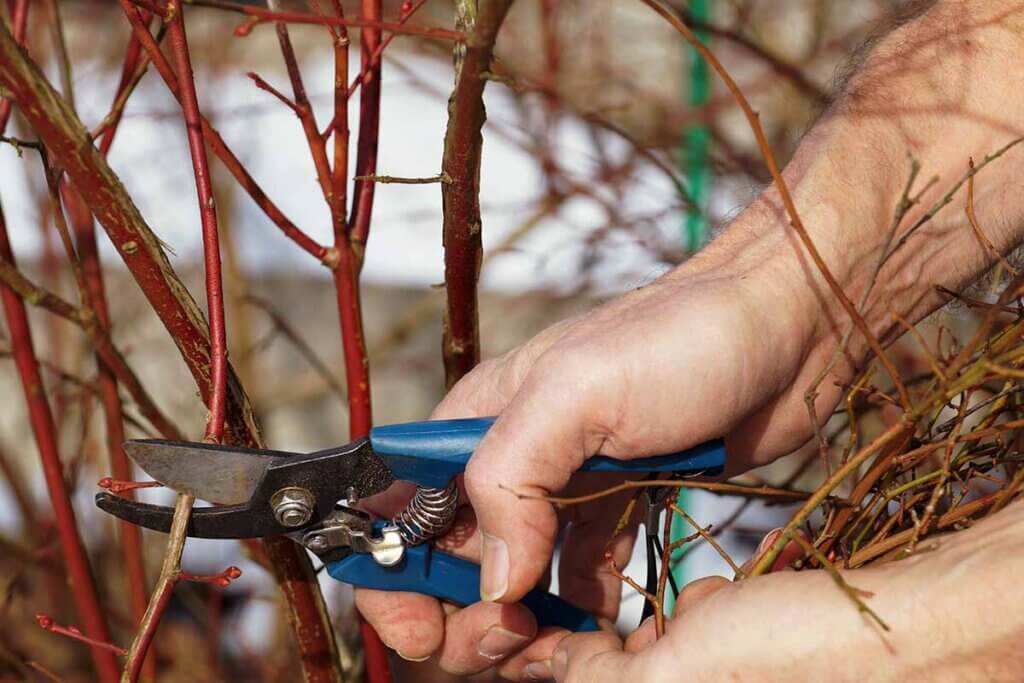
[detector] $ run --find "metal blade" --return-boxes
[125,440,293,505]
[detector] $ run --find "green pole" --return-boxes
[667,0,711,613]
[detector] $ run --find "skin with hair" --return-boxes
[357,0,1024,679]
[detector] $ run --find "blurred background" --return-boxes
[0,1,930,680]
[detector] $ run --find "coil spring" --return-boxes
[391,482,459,546]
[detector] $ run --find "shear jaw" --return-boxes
[288,505,406,567]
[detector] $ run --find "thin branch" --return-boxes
[790,533,890,631]
[118,3,329,263]
[0,202,119,682]
[669,503,743,577]
[639,0,911,410]
[510,478,814,506]
[965,157,1018,277]
[167,3,228,442]
[0,256,183,440]
[120,7,231,677]
[121,494,194,682]
[354,173,450,184]
[244,295,347,402]
[246,71,300,114]
[181,0,464,41]
[0,12,340,680]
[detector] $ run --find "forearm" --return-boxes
[678,0,1024,369]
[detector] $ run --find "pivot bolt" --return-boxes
[271,487,316,528]
[306,534,328,552]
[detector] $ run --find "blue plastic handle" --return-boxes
[328,543,599,632]
[369,417,726,488]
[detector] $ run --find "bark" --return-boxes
[441,0,514,387]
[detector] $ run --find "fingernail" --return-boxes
[396,651,430,662]
[477,625,530,661]
[523,660,552,681]
[757,527,784,555]
[480,532,509,601]
[551,648,568,680]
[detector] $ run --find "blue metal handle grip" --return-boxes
[370,417,725,488]
[328,543,599,632]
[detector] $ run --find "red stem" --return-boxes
[166,2,228,442]
[36,614,128,656]
[0,0,27,131]
[124,576,176,681]
[67,23,155,638]
[321,0,428,138]
[440,2,514,387]
[65,183,152,657]
[0,18,340,682]
[119,3,329,263]
[348,0,383,248]
[120,6,232,676]
[349,3,391,679]
[0,8,119,679]
[97,22,147,155]
[0,206,120,682]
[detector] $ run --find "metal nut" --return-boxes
[271,487,316,528]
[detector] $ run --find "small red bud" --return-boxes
[234,17,259,37]
[225,566,242,580]
[36,613,54,630]
[98,477,162,494]
[400,0,414,18]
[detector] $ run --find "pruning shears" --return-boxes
[96,417,725,632]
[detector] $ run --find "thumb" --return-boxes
[464,357,605,602]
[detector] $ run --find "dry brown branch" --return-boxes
[965,158,1018,277]
[669,503,743,577]
[790,533,890,631]
[512,479,815,506]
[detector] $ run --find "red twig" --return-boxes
[96,14,152,153]
[64,183,152,670]
[0,206,119,682]
[187,0,463,41]
[36,614,127,657]
[348,0,383,250]
[167,2,228,442]
[324,1,388,676]
[320,0,428,139]
[0,0,28,131]
[97,477,163,494]
[0,16,339,682]
[246,71,300,114]
[68,18,161,658]
[122,6,230,677]
[180,565,242,588]
[119,3,329,263]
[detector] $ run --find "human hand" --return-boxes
[355,230,850,676]
[548,502,1024,682]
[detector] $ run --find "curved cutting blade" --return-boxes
[125,440,294,505]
